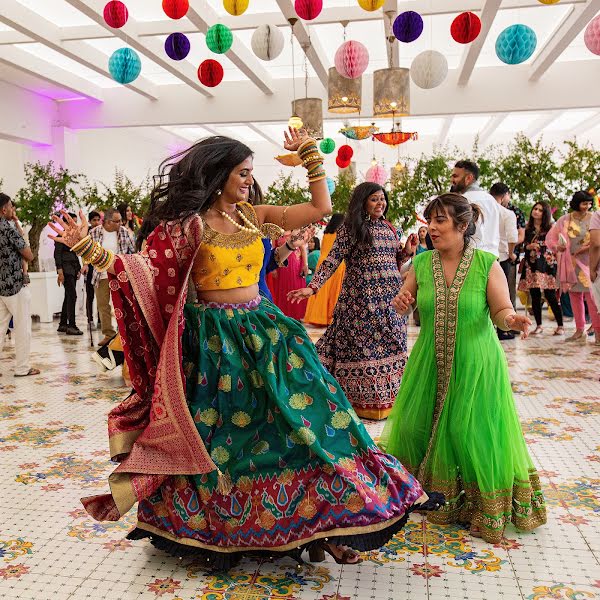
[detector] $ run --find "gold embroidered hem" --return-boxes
[421,469,547,544]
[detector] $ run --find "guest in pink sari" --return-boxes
[547,191,600,345]
[268,236,308,319]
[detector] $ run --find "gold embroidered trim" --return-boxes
[417,245,474,482]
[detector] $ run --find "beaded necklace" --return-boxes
[216,207,262,236]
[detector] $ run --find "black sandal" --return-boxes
[308,542,363,565]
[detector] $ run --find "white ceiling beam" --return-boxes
[571,112,600,136]
[457,0,503,86]
[529,0,600,81]
[64,0,212,97]
[88,0,586,38]
[246,123,282,149]
[527,111,562,137]
[479,114,507,145]
[383,0,399,68]
[0,31,31,45]
[57,61,600,129]
[0,0,158,100]
[275,0,329,88]
[437,116,454,146]
[184,2,274,95]
[0,46,104,101]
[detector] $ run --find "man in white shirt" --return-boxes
[89,208,135,346]
[450,161,500,257]
[490,184,518,339]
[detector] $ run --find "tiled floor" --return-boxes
[1,317,599,599]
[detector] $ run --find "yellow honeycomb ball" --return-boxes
[223,0,249,16]
[358,0,385,11]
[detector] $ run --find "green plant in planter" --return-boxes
[98,169,152,216]
[263,172,311,207]
[559,139,600,211]
[15,161,82,272]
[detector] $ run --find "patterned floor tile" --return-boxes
[1,318,599,600]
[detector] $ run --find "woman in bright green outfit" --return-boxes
[380,193,547,543]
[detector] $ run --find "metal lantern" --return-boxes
[410,50,448,89]
[251,24,285,61]
[292,98,323,139]
[327,67,361,114]
[373,68,410,117]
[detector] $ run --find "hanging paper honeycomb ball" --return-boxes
[162,0,189,19]
[206,24,234,54]
[320,138,335,154]
[584,14,600,56]
[410,50,448,89]
[103,1,128,28]
[338,144,354,161]
[223,0,249,16]
[165,32,191,60]
[495,24,537,65]
[451,12,481,44]
[334,40,369,79]
[326,177,336,195]
[393,11,423,43]
[251,24,285,61]
[538,0,560,4]
[336,155,351,169]
[295,0,323,21]
[198,59,224,87]
[108,47,141,84]
[358,0,384,11]
[288,115,304,129]
[366,164,387,185]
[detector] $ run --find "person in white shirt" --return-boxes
[450,161,500,257]
[489,183,519,340]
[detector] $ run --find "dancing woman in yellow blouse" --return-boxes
[50,129,440,569]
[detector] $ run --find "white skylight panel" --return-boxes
[448,115,491,137]
[162,126,215,141]
[15,0,95,26]
[496,113,545,134]
[543,111,598,132]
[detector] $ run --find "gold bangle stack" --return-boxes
[297,138,326,183]
[71,235,115,272]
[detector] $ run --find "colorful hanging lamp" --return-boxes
[373,131,418,146]
[339,123,379,140]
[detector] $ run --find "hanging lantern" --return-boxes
[326,177,336,195]
[584,15,600,56]
[288,115,304,129]
[295,0,323,21]
[495,24,537,65]
[328,67,361,114]
[393,11,423,43]
[338,145,354,161]
[251,24,285,61]
[206,24,234,54]
[165,32,191,61]
[365,164,387,185]
[103,1,128,28]
[340,124,379,140]
[320,138,336,154]
[162,0,189,19]
[410,50,448,89]
[334,40,369,79]
[373,68,410,117]
[336,155,351,169]
[358,0,384,11]
[292,98,323,138]
[373,131,418,146]
[451,12,481,44]
[108,47,141,84]
[223,0,249,16]
[198,59,224,87]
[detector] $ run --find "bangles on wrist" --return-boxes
[297,138,326,183]
[71,235,115,272]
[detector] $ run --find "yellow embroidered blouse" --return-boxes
[192,202,264,291]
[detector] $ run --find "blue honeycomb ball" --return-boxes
[108,47,142,83]
[495,24,537,65]
[326,177,336,195]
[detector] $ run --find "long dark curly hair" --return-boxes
[147,136,253,221]
[345,182,388,248]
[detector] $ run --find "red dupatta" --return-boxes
[82,215,218,521]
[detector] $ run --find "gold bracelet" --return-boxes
[281,206,289,231]
[72,235,92,254]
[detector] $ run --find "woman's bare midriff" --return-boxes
[196,284,260,305]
